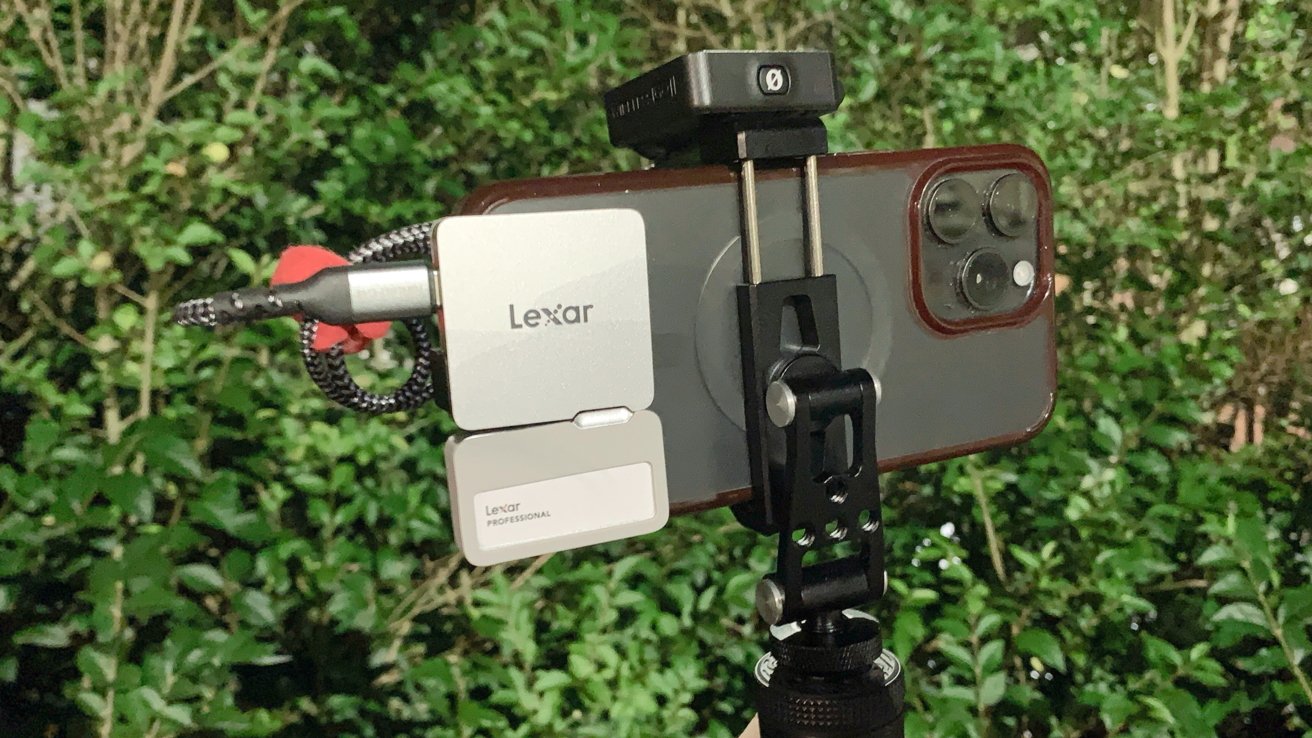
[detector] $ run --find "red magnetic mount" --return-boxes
[271,245,391,354]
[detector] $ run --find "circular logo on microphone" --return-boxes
[758,65,790,95]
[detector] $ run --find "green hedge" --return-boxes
[1,2,1309,736]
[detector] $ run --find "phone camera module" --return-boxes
[986,173,1038,237]
[959,249,1010,309]
[925,178,980,244]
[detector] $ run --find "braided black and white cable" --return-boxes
[172,296,219,328]
[300,222,437,413]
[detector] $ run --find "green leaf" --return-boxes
[892,610,926,659]
[1010,546,1041,570]
[212,125,244,143]
[567,653,595,679]
[1233,516,1270,563]
[227,247,257,275]
[1142,424,1190,448]
[938,640,974,669]
[176,222,224,246]
[979,672,1007,706]
[1097,691,1136,730]
[50,256,82,278]
[14,623,73,648]
[24,419,60,457]
[534,670,571,691]
[103,473,154,520]
[1094,414,1123,450]
[904,588,939,606]
[1207,572,1253,599]
[1197,544,1233,567]
[225,109,260,127]
[237,589,277,627]
[1160,688,1211,737]
[298,56,341,80]
[163,244,194,265]
[1142,633,1183,668]
[111,303,139,332]
[979,639,1005,672]
[140,435,203,479]
[138,686,168,711]
[1212,602,1267,629]
[76,646,117,684]
[1016,628,1067,671]
[940,685,976,704]
[75,691,108,718]
[176,563,225,593]
[1281,586,1312,623]
[159,703,194,726]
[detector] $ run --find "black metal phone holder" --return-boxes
[606,51,905,737]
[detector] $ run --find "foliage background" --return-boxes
[1,1,1309,736]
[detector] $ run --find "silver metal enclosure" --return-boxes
[432,209,655,431]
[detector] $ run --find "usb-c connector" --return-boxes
[172,261,438,328]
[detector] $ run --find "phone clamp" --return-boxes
[737,224,904,737]
[608,51,905,737]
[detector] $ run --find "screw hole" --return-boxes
[860,509,878,532]
[827,477,850,505]
[792,527,814,547]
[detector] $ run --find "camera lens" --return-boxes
[987,173,1038,237]
[925,178,980,244]
[959,249,1010,309]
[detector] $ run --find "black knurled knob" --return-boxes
[755,613,905,738]
[758,666,904,737]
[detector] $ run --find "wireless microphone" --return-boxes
[604,49,843,164]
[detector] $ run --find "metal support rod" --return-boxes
[740,159,763,284]
[803,155,823,277]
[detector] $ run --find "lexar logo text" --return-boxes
[509,303,594,329]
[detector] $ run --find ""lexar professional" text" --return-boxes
[484,502,551,527]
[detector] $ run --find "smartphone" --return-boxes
[453,144,1056,515]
